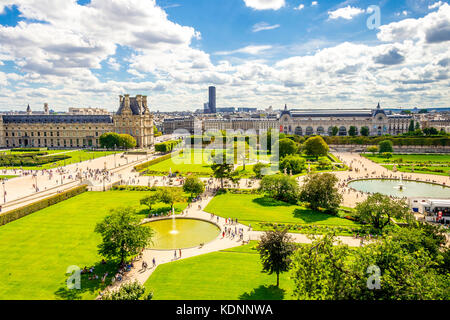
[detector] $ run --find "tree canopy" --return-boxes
[99,132,120,149]
[299,173,342,214]
[257,229,295,287]
[118,134,137,149]
[259,174,299,204]
[353,193,412,231]
[95,207,153,263]
[303,136,329,160]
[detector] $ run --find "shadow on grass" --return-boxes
[54,260,119,300]
[252,197,292,207]
[292,208,334,224]
[239,285,286,300]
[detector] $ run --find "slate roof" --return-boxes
[2,115,113,124]
[117,97,145,115]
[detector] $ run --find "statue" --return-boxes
[392,164,397,172]
[290,169,292,176]
[284,167,287,175]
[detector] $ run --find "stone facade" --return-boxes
[201,103,412,136]
[0,94,154,149]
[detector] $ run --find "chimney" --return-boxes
[136,95,143,114]
[44,103,49,115]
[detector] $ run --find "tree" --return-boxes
[290,232,450,300]
[360,126,370,137]
[353,193,412,231]
[211,152,235,188]
[99,132,120,149]
[156,187,185,211]
[279,155,306,174]
[331,126,339,136]
[183,176,204,198]
[253,162,269,179]
[290,234,351,300]
[303,136,329,160]
[102,281,152,300]
[415,122,420,130]
[140,194,159,212]
[259,174,299,204]
[378,140,393,153]
[278,138,298,158]
[256,229,295,287]
[349,126,357,137]
[367,146,378,155]
[299,173,342,214]
[408,120,415,132]
[118,134,137,149]
[95,207,153,264]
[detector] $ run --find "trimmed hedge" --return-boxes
[10,148,47,152]
[155,140,182,153]
[134,150,180,172]
[111,185,157,191]
[0,184,88,226]
[0,153,70,167]
[323,135,450,147]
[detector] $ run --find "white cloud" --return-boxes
[252,22,280,32]
[295,4,305,11]
[328,6,365,20]
[215,45,273,56]
[429,1,444,9]
[311,1,318,6]
[0,0,448,111]
[377,3,450,43]
[243,0,285,10]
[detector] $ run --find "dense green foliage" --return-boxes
[183,176,205,197]
[103,281,152,300]
[299,173,342,214]
[155,140,182,153]
[99,132,120,149]
[95,206,154,263]
[290,230,450,300]
[118,134,137,149]
[378,140,393,153]
[257,229,295,287]
[353,193,412,231]
[0,153,70,167]
[253,162,270,179]
[279,155,306,174]
[259,174,299,204]
[303,136,329,160]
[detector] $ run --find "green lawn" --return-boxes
[145,242,294,300]
[0,150,120,170]
[204,193,359,228]
[382,164,450,176]
[0,190,188,300]
[363,153,450,164]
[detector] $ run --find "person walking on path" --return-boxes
[152,257,156,267]
[179,249,182,258]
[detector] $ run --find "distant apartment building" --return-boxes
[162,117,201,134]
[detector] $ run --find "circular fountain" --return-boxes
[142,218,220,250]
[348,179,450,199]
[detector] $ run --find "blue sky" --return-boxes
[0,0,449,112]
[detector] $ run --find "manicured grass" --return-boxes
[0,175,19,179]
[0,190,188,300]
[363,153,450,164]
[382,164,450,177]
[0,150,119,170]
[145,242,294,300]
[204,193,359,227]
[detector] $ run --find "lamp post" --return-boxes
[2,181,6,204]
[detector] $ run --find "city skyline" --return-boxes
[0,0,449,112]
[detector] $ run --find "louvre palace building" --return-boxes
[0,94,154,149]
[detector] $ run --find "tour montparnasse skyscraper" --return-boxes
[208,86,216,113]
